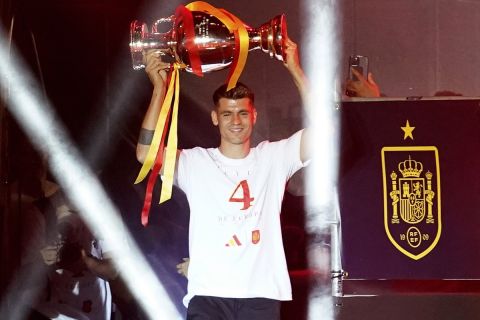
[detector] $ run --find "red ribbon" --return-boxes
[140,73,173,226]
[175,5,203,77]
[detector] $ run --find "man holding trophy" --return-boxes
[134,3,310,319]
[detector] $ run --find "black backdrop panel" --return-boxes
[339,99,480,279]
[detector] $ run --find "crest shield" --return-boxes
[382,146,441,260]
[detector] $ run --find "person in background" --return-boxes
[345,68,381,98]
[31,176,115,320]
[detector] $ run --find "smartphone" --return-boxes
[348,55,368,81]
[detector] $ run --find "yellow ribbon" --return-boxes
[159,67,180,203]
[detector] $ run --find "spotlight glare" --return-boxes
[0,27,182,320]
[301,0,342,319]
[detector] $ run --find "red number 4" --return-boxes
[229,180,254,210]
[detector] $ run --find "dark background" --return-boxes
[2,0,480,318]
[339,99,480,279]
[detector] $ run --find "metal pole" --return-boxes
[330,188,345,299]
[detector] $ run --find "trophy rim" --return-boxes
[280,14,288,61]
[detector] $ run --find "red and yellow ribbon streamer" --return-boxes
[175,5,203,77]
[135,65,180,226]
[159,69,180,205]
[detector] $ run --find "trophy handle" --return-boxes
[152,16,175,33]
[278,14,288,61]
[269,14,288,61]
[129,17,175,70]
[130,20,148,70]
[252,14,288,62]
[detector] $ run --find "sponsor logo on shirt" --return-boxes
[225,234,242,247]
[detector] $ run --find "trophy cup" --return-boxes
[129,10,287,72]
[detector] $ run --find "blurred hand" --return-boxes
[41,240,85,275]
[176,257,190,278]
[345,69,381,98]
[40,244,60,266]
[81,250,118,281]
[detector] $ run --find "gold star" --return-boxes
[401,120,415,140]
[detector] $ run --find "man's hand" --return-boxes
[144,50,170,89]
[283,37,303,77]
[176,257,190,278]
[345,69,381,98]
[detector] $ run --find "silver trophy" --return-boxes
[129,11,287,72]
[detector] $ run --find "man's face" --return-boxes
[211,97,257,147]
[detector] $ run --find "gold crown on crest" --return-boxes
[398,156,423,178]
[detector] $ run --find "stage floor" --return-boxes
[281,278,480,319]
[336,294,480,320]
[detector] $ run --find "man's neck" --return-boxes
[218,142,250,159]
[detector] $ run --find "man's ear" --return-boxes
[253,109,257,124]
[211,110,219,126]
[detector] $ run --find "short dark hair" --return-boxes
[212,82,254,107]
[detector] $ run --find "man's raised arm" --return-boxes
[136,51,171,163]
[283,38,311,163]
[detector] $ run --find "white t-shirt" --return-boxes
[177,130,306,306]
